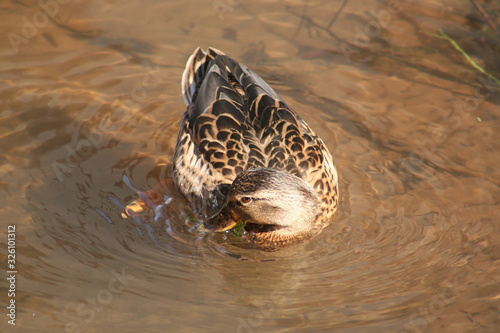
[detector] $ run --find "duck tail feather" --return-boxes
[182,47,225,106]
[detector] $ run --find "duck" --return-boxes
[171,47,339,248]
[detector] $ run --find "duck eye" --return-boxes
[240,196,252,204]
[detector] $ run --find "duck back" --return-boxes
[172,47,338,223]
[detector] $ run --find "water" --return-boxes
[1,0,499,332]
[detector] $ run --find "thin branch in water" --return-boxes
[291,0,310,41]
[469,0,498,33]
[327,0,350,30]
[435,29,500,85]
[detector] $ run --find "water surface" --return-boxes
[0,0,499,332]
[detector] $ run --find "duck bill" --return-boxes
[204,207,241,232]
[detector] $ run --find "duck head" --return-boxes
[204,168,320,239]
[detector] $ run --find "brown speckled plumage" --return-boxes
[172,47,339,248]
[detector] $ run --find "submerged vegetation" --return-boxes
[436,29,500,86]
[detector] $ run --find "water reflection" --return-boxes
[0,0,499,332]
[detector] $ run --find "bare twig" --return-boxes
[470,0,498,33]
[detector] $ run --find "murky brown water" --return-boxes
[1,0,499,332]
